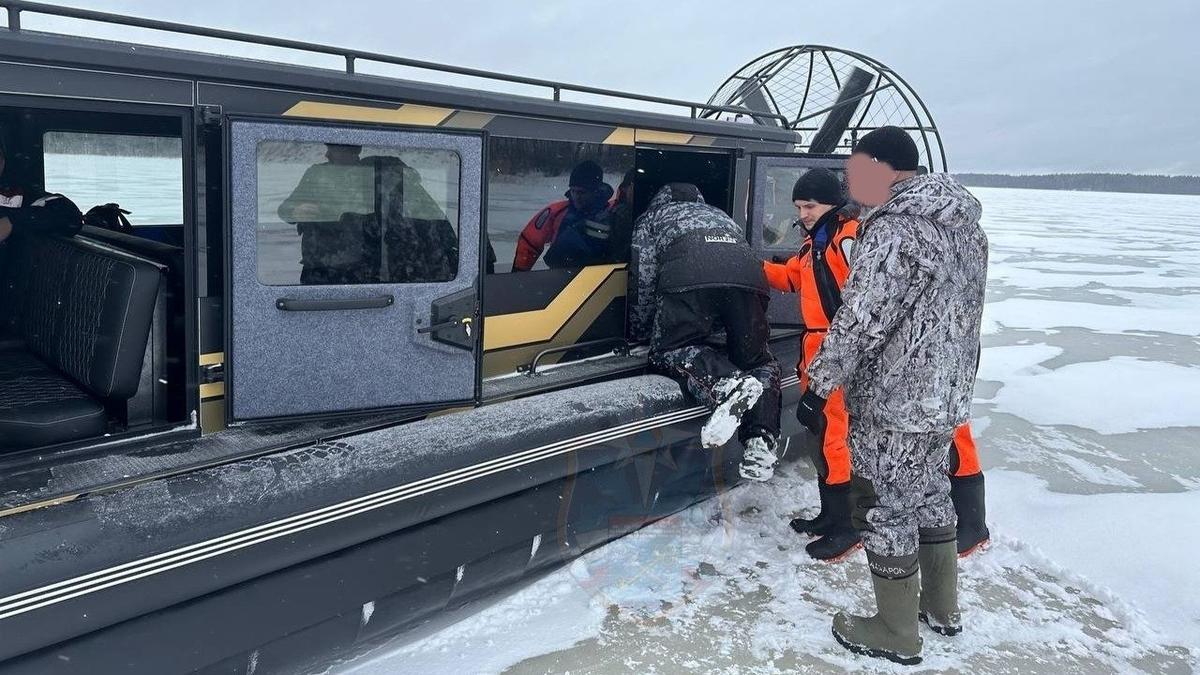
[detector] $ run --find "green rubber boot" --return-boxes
[918,525,962,636]
[832,552,923,666]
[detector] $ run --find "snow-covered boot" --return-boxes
[701,374,763,448]
[833,552,923,666]
[805,482,861,561]
[950,472,990,557]
[917,525,961,636]
[739,435,779,482]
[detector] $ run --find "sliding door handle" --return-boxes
[275,295,395,311]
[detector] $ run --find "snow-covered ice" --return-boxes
[990,357,1200,434]
[325,187,1200,673]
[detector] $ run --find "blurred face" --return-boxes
[794,199,835,230]
[846,153,900,207]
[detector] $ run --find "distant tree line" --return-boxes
[956,173,1200,196]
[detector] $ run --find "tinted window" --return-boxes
[632,147,734,221]
[256,141,460,286]
[758,165,847,252]
[42,131,183,226]
[486,137,634,274]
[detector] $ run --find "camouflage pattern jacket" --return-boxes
[807,173,988,433]
[629,184,749,342]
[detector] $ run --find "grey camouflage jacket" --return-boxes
[807,173,988,432]
[629,184,747,342]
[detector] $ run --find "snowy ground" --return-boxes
[330,187,1200,673]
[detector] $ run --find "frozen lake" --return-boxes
[323,187,1200,674]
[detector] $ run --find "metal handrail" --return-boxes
[0,1,790,125]
[519,338,631,377]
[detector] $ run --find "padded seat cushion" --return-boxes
[0,350,106,451]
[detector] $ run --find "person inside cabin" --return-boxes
[277,143,375,285]
[512,159,616,271]
[630,182,781,480]
[0,134,83,249]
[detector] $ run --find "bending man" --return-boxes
[631,183,781,478]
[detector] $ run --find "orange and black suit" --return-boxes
[763,210,983,489]
[763,209,857,486]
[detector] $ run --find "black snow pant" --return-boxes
[649,287,781,443]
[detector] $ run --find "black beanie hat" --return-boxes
[791,168,843,206]
[665,182,704,203]
[852,126,919,171]
[569,160,604,189]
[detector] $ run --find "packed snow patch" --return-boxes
[987,470,1200,648]
[334,572,605,674]
[976,344,1063,383]
[991,357,1200,434]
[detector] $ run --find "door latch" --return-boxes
[421,289,477,351]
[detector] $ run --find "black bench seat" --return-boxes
[0,234,161,451]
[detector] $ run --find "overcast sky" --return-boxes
[24,0,1200,174]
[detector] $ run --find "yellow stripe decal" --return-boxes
[483,264,625,351]
[199,351,224,366]
[441,111,495,129]
[199,382,225,400]
[392,104,456,126]
[283,101,454,127]
[636,129,694,145]
[602,127,636,146]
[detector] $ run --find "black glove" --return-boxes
[795,389,827,435]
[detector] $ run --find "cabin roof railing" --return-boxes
[0,1,789,126]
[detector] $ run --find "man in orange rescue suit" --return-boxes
[511,160,616,271]
[763,168,990,561]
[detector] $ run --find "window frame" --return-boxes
[747,152,850,254]
[252,138,464,287]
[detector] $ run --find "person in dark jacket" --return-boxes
[631,183,781,475]
[512,160,617,271]
[799,127,988,664]
[0,136,83,246]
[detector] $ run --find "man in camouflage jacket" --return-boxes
[631,183,781,474]
[798,127,988,664]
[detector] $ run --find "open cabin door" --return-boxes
[226,119,483,420]
[747,153,848,327]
